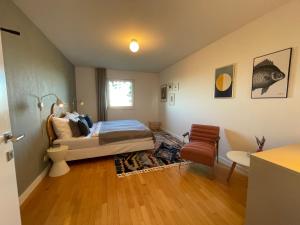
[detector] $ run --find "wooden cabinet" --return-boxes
[245,144,300,225]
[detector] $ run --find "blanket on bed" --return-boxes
[98,120,154,145]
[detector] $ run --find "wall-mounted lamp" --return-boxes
[37,94,64,111]
[72,99,84,111]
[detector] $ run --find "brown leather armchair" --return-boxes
[180,124,220,172]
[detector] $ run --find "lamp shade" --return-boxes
[129,39,139,53]
[56,97,64,107]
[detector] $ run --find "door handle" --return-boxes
[3,133,25,143]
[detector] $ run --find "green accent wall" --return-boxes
[0,0,76,195]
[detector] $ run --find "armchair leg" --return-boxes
[210,166,215,180]
[216,140,219,164]
[216,146,219,164]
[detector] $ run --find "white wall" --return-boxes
[107,69,159,124]
[75,67,160,124]
[75,67,97,120]
[159,0,300,160]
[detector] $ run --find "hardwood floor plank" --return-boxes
[21,157,247,225]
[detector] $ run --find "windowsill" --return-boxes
[108,106,135,110]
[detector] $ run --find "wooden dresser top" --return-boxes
[253,144,300,173]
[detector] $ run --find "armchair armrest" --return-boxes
[182,132,190,144]
[182,132,190,138]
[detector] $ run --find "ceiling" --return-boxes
[13,0,290,72]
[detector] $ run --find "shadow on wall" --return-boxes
[224,129,257,152]
[15,99,29,112]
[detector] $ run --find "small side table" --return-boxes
[226,151,250,182]
[47,145,70,177]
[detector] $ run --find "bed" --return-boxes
[46,106,155,161]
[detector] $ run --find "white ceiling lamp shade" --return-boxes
[129,39,139,53]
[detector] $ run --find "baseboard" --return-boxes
[19,165,50,206]
[162,128,249,176]
[161,128,183,141]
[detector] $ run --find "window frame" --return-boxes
[107,79,135,109]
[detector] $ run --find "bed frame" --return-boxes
[46,104,155,161]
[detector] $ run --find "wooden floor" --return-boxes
[21,157,248,225]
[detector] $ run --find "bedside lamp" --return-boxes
[37,94,64,111]
[56,97,64,108]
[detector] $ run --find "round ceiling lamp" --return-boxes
[129,39,139,53]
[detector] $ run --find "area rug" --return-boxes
[114,131,189,177]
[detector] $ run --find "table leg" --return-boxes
[227,162,237,182]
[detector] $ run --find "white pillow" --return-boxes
[65,112,79,121]
[72,111,80,116]
[52,117,72,139]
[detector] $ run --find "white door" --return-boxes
[0,32,22,225]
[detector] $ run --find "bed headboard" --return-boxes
[46,114,57,146]
[46,103,69,146]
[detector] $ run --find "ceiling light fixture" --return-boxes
[129,39,139,53]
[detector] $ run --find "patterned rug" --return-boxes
[114,131,189,177]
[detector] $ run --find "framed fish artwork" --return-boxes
[214,64,234,98]
[251,48,292,99]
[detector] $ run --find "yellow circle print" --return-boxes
[216,73,232,91]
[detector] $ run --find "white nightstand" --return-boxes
[47,145,70,177]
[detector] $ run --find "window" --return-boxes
[108,80,134,108]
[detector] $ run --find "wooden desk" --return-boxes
[245,144,300,225]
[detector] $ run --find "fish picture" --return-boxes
[251,48,292,98]
[252,59,285,95]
